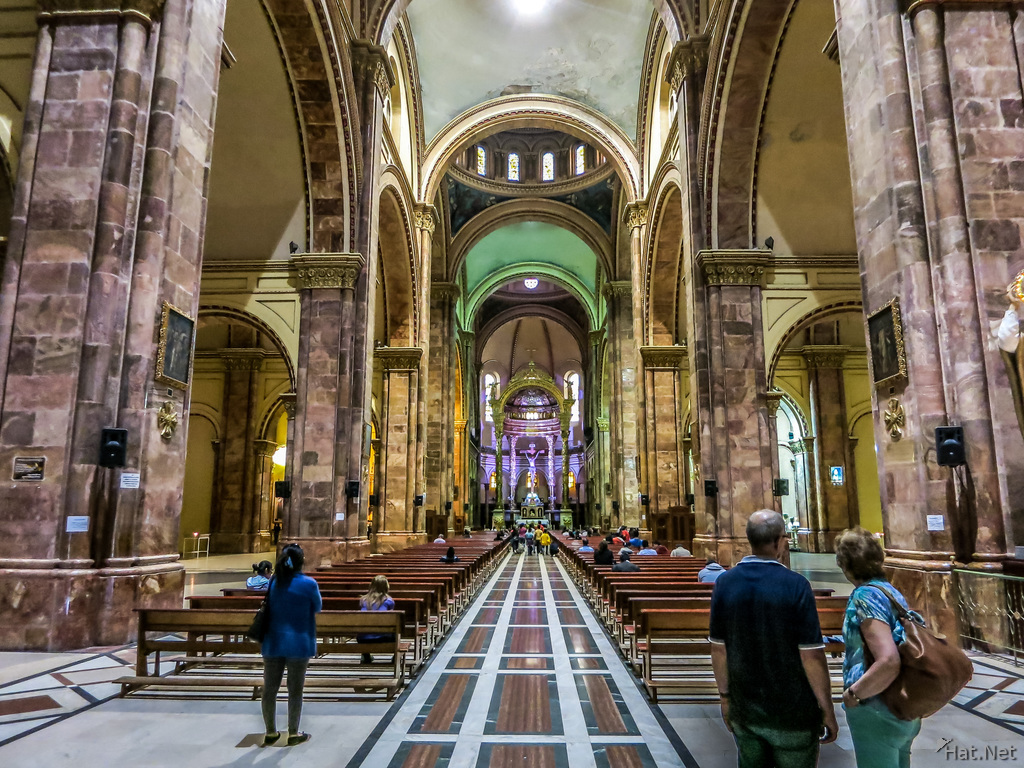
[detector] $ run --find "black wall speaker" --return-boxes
[611,500,620,511]
[274,480,292,499]
[99,428,128,468]
[414,494,424,507]
[773,478,790,497]
[640,494,650,506]
[936,426,966,467]
[444,500,452,511]
[704,479,718,497]
[346,480,359,499]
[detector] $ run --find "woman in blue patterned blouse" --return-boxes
[836,527,922,767]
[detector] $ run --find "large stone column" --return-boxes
[803,346,858,552]
[603,281,642,528]
[624,202,651,504]
[425,279,458,520]
[252,439,277,551]
[287,253,365,566]
[835,0,1024,632]
[689,250,775,565]
[640,346,688,518]
[375,347,425,552]
[0,0,227,650]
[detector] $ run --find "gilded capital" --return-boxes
[291,252,364,290]
[414,204,438,234]
[696,249,771,287]
[37,0,164,25]
[623,201,648,230]
[352,40,395,98]
[374,346,423,371]
[667,36,709,92]
[640,345,687,369]
[596,418,610,431]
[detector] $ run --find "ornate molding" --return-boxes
[696,249,771,287]
[640,345,687,369]
[667,36,710,93]
[588,329,605,347]
[352,40,394,98]
[883,398,905,441]
[37,0,164,26]
[596,418,610,431]
[765,390,784,418]
[374,346,423,371]
[291,253,364,290]
[279,392,297,419]
[414,204,438,234]
[431,282,460,302]
[790,436,815,455]
[220,348,267,372]
[602,281,632,300]
[157,401,178,440]
[801,345,850,370]
[623,201,649,230]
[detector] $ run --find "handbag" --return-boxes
[863,584,973,720]
[245,580,272,642]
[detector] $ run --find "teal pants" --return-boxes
[731,720,820,768]
[845,699,921,768]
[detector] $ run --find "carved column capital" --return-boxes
[696,249,771,287]
[588,329,605,347]
[667,36,709,92]
[801,345,850,369]
[352,39,395,98]
[602,281,632,300]
[220,348,267,372]
[279,392,297,419]
[37,0,165,26]
[623,201,649,230]
[766,390,784,417]
[254,439,277,459]
[374,346,423,371]
[291,252,364,290]
[640,345,687,369]
[431,282,460,303]
[597,418,610,431]
[414,204,438,234]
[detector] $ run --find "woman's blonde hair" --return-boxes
[362,574,391,610]
[835,527,886,582]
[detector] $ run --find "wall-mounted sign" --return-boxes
[829,466,845,486]
[120,472,141,489]
[13,457,45,481]
[65,516,89,533]
[927,514,944,532]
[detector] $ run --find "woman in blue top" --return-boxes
[359,575,395,664]
[247,560,272,590]
[836,527,922,768]
[260,544,322,747]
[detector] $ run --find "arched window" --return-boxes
[574,145,586,176]
[567,470,576,490]
[476,146,486,176]
[488,471,496,490]
[541,151,555,182]
[483,373,498,421]
[564,372,581,423]
[507,152,520,181]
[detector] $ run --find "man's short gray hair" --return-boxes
[746,509,785,547]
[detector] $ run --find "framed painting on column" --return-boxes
[155,302,196,389]
[867,298,907,389]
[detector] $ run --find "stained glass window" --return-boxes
[508,152,520,181]
[476,146,486,176]
[542,152,554,181]
[575,145,585,175]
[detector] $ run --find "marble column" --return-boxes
[0,0,227,650]
[493,420,505,511]
[253,439,277,550]
[791,436,817,551]
[425,279,458,523]
[835,0,1023,634]
[803,346,858,552]
[597,417,610,526]
[279,392,296,537]
[375,347,425,552]
[288,253,365,567]
[624,202,650,506]
[689,250,775,566]
[640,346,688,519]
[765,389,784,509]
[603,281,642,528]
[211,349,265,554]
[587,329,605,525]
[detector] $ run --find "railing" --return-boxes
[954,569,1024,665]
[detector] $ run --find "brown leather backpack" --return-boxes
[863,584,973,720]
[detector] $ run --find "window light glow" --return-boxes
[272,445,287,467]
[508,152,520,181]
[514,0,546,16]
[542,152,554,181]
[524,278,539,289]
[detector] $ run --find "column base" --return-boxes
[883,555,958,643]
[286,537,372,568]
[373,532,429,553]
[0,561,184,651]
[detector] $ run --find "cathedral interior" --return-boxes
[0,0,1023,764]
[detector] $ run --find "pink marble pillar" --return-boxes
[603,281,642,528]
[690,250,775,566]
[0,0,227,651]
[640,346,688,520]
[425,280,458,523]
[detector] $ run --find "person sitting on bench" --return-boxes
[247,560,273,590]
[440,546,460,563]
[612,550,640,572]
[358,575,396,664]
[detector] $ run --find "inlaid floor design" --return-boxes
[346,553,690,768]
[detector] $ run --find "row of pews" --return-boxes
[117,534,508,700]
[557,534,847,703]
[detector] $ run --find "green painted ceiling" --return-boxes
[464,221,597,296]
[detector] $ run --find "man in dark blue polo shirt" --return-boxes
[709,510,838,768]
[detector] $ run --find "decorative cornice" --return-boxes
[374,346,423,371]
[352,40,394,98]
[667,36,710,93]
[696,249,771,287]
[596,418,610,431]
[37,0,164,26]
[765,390,784,418]
[640,345,687,369]
[623,201,649,230]
[801,345,850,369]
[431,282,460,302]
[220,349,267,372]
[279,392,297,419]
[414,204,438,234]
[447,157,616,199]
[291,253,364,290]
[602,281,632,300]
[588,329,605,347]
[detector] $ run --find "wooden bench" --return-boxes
[118,609,407,700]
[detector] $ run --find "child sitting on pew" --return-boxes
[358,575,396,664]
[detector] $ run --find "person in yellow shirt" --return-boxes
[538,529,552,556]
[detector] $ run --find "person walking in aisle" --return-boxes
[259,544,321,747]
[538,528,551,556]
[836,527,922,768]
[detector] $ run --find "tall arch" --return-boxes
[377,183,418,345]
[645,182,683,345]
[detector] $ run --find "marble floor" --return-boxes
[0,552,1020,767]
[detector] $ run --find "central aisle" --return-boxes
[347,551,693,768]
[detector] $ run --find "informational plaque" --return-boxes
[120,472,141,489]
[926,514,944,531]
[12,457,45,481]
[66,516,89,533]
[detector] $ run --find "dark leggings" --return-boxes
[262,657,309,734]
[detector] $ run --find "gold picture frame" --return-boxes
[155,302,195,389]
[867,298,908,389]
